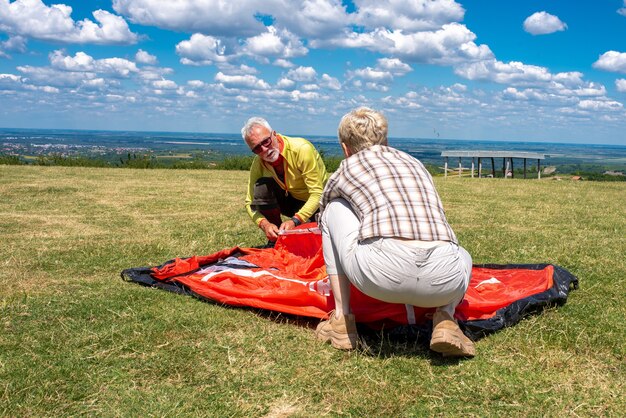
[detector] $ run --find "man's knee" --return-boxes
[251,177,279,209]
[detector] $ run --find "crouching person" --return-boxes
[242,117,328,243]
[316,107,475,357]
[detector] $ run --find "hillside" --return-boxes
[1,165,624,416]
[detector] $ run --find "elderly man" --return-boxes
[242,117,328,242]
[315,107,475,357]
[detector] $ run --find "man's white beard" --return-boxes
[261,148,280,163]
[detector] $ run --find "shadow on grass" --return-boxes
[251,309,474,364]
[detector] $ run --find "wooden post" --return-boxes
[471,157,475,178]
[491,157,495,177]
[523,158,527,179]
[458,157,462,177]
[478,157,482,178]
[444,157,448,178]
[502,158,506,177]
[511,158,514,178]
[537,159,541,179]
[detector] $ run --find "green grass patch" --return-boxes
[1,166,624,416]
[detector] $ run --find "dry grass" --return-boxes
[1,165,624,417]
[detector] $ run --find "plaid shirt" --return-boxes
[320,145,458,243]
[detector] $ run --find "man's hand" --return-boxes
[259,219,279,241]
[279,219,296,232]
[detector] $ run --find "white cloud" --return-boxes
[187,80,205,88]
[287,66,317,82]
[276,77,296,90]
[353,0,465,32]
[320,74,341,90]
[578,99,623,111]
[316,23,493,66]
[455,59,581,87]
[176,34,232,66]
[376,58,412,75]
[352,67,393,82]
[0,73,22,90]
[523,12,567,35]
[616,79,626,93]
[153,79,177,89]
[113,0,265,37]
[17,65,96,87]
[274,59,294,68]
[214,71,270,89]
[135,49,157,65]
[593,51,626,74]
[1,35,27,53]
[49,50,138,77]
[290,90,322,101]
[619,1,626,17]
[243,26,307,59]
[0,1,138,44]
[274,0,349,38]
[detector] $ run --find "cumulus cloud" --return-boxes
[113,0,265,38]
[0,73,23,89]
[135,49,157,65]
[286,66,317,82]
[320,74,341,90]
[619,1,626,17]
[616,79,626,93]
[0,0,139,44]
[353,0,465,32]
[153,79,177,89]
[577,99,623,111]
[348,57,412,90]
[316,23,492,66]
[523,12,567,35]
[214,71,270,89]
[176,34,233,65]
[274,0,349,39]
[376,58,412,75]
[1,35,27,53]
[593,51,626,74]
[274,59,294,68]
[455,59,587,89]
[276,77,296,90]
[243,26,308,59]
[49,50,138,77]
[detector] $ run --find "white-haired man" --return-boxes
[242,117,328,242]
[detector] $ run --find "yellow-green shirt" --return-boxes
[246,134,328,225]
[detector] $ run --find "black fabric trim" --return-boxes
[459,263,579,340]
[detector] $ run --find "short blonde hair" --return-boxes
[338,107,388,153]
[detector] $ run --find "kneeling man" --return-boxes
[242,117,328,242]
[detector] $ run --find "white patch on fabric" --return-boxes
[475,277,503,288]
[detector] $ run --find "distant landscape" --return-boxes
[1,127,625,180]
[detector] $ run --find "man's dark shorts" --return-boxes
[251,177,305,217]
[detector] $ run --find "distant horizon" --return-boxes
[1,125,624,148]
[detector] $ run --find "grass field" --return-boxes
[1,165,624,417]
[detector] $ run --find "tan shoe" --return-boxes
[315,312,358,350]
[430,311,476,357]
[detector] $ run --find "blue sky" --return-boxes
[1,0,626,145]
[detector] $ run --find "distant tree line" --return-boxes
[1,152,620,180]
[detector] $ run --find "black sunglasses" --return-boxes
[252,135,272,154]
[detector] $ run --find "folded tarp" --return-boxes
[121,223,578,340]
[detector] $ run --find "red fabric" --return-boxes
[150,224,555,325]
